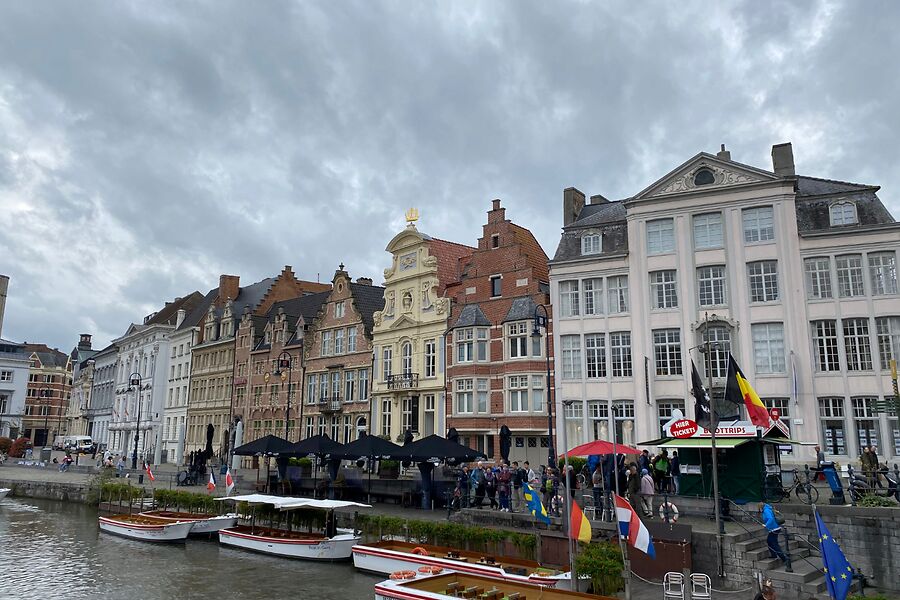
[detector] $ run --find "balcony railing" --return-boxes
[318,397,342,413]
[386,373,419,390]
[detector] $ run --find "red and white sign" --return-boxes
[769,408,781,421]
[669,419,699,439]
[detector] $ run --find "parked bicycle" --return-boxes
[763,468,818,504]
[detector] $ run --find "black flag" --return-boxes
[691,360,713,428]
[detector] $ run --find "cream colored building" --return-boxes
[371,216,474,443]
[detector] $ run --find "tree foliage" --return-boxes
[574,541,624,596]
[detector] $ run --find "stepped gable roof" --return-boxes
[145,291,205,326]
[424,237,476,289]
[795,175,895,234]
[25,344,70,369]
[509,223,550,282]
[452,304,491,329]
[349,282,386,335]
[503,297,539,323]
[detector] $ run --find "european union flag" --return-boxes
[522,482,550,524]
[815,510,854,600]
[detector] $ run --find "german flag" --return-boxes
[724,354,770,427]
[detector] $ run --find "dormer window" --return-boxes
[693,168,715,186]
[830,201,858,226]
[581,234,602,255]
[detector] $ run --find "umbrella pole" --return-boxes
[368,455,372,505]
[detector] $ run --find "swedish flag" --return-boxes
[815,510,853,600]
[522,482,550,524]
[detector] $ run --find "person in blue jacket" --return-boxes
[759,502,787,563]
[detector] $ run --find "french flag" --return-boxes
[614,494,656,558]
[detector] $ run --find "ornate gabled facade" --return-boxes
[550,143,900,463]
[443,200,554,465]
[301,266,384,444]
[371,213,474,444]
[23,344,73,447]
[67,334,98,438]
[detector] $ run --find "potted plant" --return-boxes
[574,541,623,596]
[380,459,400,479]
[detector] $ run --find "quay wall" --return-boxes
[0,478,91,503]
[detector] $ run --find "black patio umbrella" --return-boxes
[447,428,459,444]
[401,429,414,468]
[499,425,512,463]
[402,435,486,510]
[286,434,345,498]
[337,432,403,503]
[232,434,293,493]
[205,423,215,461]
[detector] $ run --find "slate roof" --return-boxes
[349,282,386,335]
[144,292,205,326]
[176,288,218,331]
[25,344,70,369]
[551,198,630,264]
[794,175,895,234]
[572,201,627,227]
[452,304,491,328]
[503,297,539,323]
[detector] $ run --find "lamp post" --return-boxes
[531,304,554,466]
[40,387,52,447]
[129,372,142,470]
[272,351,294,440]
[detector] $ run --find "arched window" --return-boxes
[401,342,413,375]
[693,168,715,186]
[829,201,857,226]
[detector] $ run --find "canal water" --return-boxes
[0,497,380,599]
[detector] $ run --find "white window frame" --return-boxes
[697,265,727,306]
[581,234,602,255]
[693,212,723,249]
[742,206,775,243]
[836,254,865,298]
[876,316,900,370]
[812,320,840,372]
[559,280,580,317]
[585,333,606,379]
[804,257,833,300]
[607,275,629,314]
[653,329,682,376]
[752,323,785,374]
[561,335,582,380]
[334,301,345,318]
[748,260,779,303]
[424,339,436,377]
[507,321,530,359]
[382,346,393,380]
[842,318,873,371]
[583,278,604,315]
[868,252,898,296]
[455,378,474,414]
[650,270,678,309]
[508,375,530,412]
[610,332,632,378]
[646,218,675,255]
[829,201,858,226]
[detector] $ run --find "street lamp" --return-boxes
[531,304,554,466]
[128,372,142,470]
[40,387,52,447]
[272,351,294,440]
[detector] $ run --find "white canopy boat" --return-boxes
[138,510,239,534]
[0,488,11,501]
[98,514,194,542]
[374,571,610,600]
[215,494,370,561]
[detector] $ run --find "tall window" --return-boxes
[564,401,585,448]
[401,396,418,433]
[610,332,632,377]
[322,331,333,356]
[455,379,474,414]
[476,378,489,413]
[812,320,840,372]
[381,398,391,436]
[424,339,436,377]
[658,401,686,436]
[804,257,832,299]
[748,261,779,302]
[559,280,580,317]
[531,376,545,413]
[852,397,880,451]
[358,369,369,401]
[842,318,873,371]
[614,401,636,446]
[607,276,629,313]
[585,334,607,379]
[456,329,473,363]
[868,252,898,295]
[334,301,345,318]
[829,202,857,226]
[334,329,345,354]
[697,265,727,306]
[752,323,785,374]
[507,322,530,359]
[347,327,357,352]
[382,346,393,380]
[742,206,775,243]
[693,212,723,249]
[344,371,355,402]
[650,270,678,309]
[653,329,682,376]
[490,275,502,297]
[561,335,582,380]
[331,372,341,399]
[819,397,846,455]
[509,375,530,412]
[583,278,604,315]
[476,328,488,362]
[702,326,731,378]
[647,218,675,254]
[582,234,602,255]
[423,395,435,436]
[876,316,900,370]
[401,342,413,375]
[836,254,865,297]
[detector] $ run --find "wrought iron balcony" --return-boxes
[386,373,419,390]
[318,397,342,413]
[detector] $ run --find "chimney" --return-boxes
[219,274,240,304]
[176,308,186,328]
[589,194,609,205]
[563,187,586,227]
[716,144,731,161]
[771,142,795,176]
[78,334,92,350]
[0,274,8,339]
[356,277,373,286]
[488,198,506,223]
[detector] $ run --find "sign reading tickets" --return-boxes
[669,419,699,439]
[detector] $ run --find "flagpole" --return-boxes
[704,312,725,578]
[611,401,632,600]
[560,402,576,587]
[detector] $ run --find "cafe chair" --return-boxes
[662,571,685,599]
[690,573,712,599]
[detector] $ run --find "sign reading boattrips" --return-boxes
[669,419,699,439]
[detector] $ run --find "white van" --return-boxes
[52,436,67,450]
[64,436,93,453]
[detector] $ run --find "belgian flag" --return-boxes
[724,354,770,427]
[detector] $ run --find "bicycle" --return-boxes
[763,468,818,504]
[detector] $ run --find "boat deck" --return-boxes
[226,525,328,541]
[368,540,561,577]
[142,511,216,520]
[102,514,172,526]
[383,572,612,599]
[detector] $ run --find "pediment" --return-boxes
[389,314,418,330]
[634,153,779,200]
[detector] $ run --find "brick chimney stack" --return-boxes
[219,274,240,305]
[356,277,373,286]
[771,142,795,176]
[488,198,506,223]
[563,187,586,227]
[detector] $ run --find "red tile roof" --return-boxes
[425,238,475,292]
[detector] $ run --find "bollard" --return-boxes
[783,527,792,573]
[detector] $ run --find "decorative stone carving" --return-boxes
[434,297,448,315]
[421,281,433,310]
[399,252,417,271]
[401,290,413,312]
[385,291,395,317]
[650,163,763,197]
[373,311,383,327]
[423,255,437,268]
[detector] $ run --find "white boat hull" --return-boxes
[374,575,455,600]
[352,544,568,588]
[219,528,359,561]
[0,488,10,501]
[98,517,194,542]
[137,512,239,534]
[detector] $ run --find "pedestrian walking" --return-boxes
[116,454,125,477]
[472,462,486,508]
[759,502,787,564]
[626,465,640,509]
[814,445,826,482]
[511,461,524,512]
[639,468,655,517]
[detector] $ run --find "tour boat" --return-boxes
[353,540,571,588]
[138,510,239,534]
[374,571,611,600]
[98,514,195,542]
[215,494,371,561]
[0,488,11,501]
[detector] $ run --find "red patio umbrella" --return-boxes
[564,439,640,456]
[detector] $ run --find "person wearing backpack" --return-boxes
[652,450,670,493]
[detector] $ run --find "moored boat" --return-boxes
[374,571,614,600]
[0,488,11,501]
[353,540,570,588]
[215,494,371,561]
[138,510,239,534]
[98,514,194,542]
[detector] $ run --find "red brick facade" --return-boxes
[444,200,555,466]
[23,344,73,447]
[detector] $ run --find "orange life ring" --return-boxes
[390,570,417,580]
[411,547,429,556]
[418,566,443,575]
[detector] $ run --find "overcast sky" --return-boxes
[1,0,898,353]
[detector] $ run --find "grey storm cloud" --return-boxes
[0,0,898,351]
